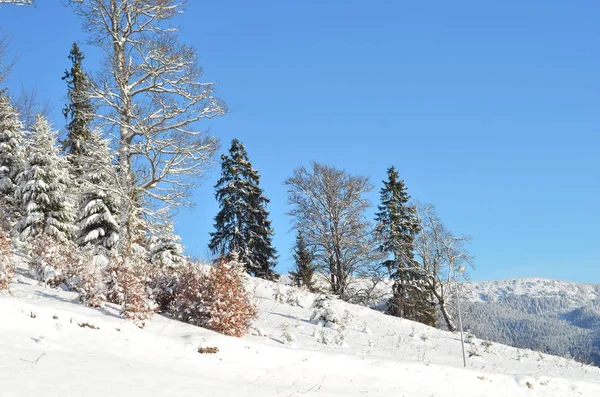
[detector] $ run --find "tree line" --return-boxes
[0,0,473,332]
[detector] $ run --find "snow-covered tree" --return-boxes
[148,222,185,271]
[209,139,278,280]
[62,42,94,162]
[146,221,186,311]
[290,231,315,291]
[75,130,120,249]
[0,93,25,225]
[374,166,435,326]
[68,0,226,253]
[413,203,473,331]
[15,115,75,242]
[285,162,375,300]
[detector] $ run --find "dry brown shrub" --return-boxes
[198,346,219,354]
[118,253,154,328]
[0,230,13,292]
[171,261,257,337]
[28,235,84,288]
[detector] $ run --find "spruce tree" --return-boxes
[0,93,25,225]
[209,139,277,280]
[75,130,120,249]
[148,222,185,271]
[374,166,435,326]
[290,231,315,291]
[62,42,93,161]
[15,115,75,242]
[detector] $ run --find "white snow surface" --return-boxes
[1,267,600,397]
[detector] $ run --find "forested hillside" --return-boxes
[461,279,600,366]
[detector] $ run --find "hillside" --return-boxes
[461,278,600,366]
[1,267,600,397]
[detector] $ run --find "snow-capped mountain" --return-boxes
[460,278,600,366]
[465,278,600,305]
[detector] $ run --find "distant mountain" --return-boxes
[460,278,600,366]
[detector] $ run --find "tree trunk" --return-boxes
[438,297,457,332]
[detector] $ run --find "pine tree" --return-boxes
[209,139,278,280]
[0,93,25,226]
[15,115,75,242]
[290,231,315,291]
[62,42,93,161]
[147,222,186,311]
[75,130,120,249]
[374,166,435,326]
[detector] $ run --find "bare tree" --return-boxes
[285,162,377,301]
[0,35,15,86]
[13,85,54,130]
[413,203,473,331]
[68,0,226,251]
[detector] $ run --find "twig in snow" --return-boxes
[20,351,46,365]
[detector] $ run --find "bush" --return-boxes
[0,230,13,292]
[169,263,211,326]
[77,248,110,308]
[117,252,154,327]
[28,235,84,289]
[171,261,258,337]
[274,283,308,307]
[310,294,353,326]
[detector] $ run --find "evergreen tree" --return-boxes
[62,42,93,161]
[290,231,315,291]
[148,221,185,271]
[209,139,277,280]
[0,93,25,225]
[15,115,75,242]
[75,130,120,249]
[374,166,435,326]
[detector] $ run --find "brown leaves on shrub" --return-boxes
[171,262,257,337]
[117,253,154,328]
[28,235,84,288]
[198,346,219,354]
[0,230,13,292]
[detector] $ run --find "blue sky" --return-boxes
[1,1,598,282]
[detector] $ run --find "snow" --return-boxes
[463,278,600,304]
[1,266,599,397]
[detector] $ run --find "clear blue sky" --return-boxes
[1,1,598,283]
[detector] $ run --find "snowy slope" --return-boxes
[2,269,600,397]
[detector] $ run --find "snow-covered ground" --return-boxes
[2,266,600,397]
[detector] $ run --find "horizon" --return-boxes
[1,1,598,283]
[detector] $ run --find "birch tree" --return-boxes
[413,203,473,331]
[285,162,375,300]
[68,0,226,252]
